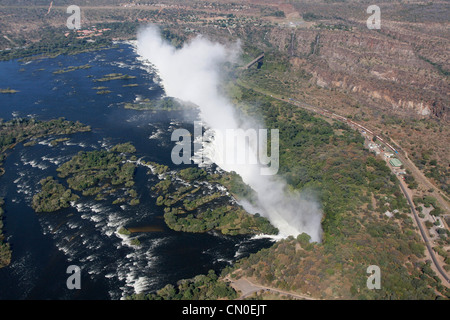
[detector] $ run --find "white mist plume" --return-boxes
[136,25,323,242]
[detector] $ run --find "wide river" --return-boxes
[0,43,273,299]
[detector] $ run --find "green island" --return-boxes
[0,29,113,62]
[110,142,136,154]
[55,142,139,205]
[32,177,79,213]
[141,160,170,176]
[0,117,91,268]
[0,198,11,268]
[52,64,91,74]
[0,117,91,176]
[93,73,136,82]
[31,142,140,212]
[151,166,277,236]
[0,88,19,94]
[127,269,237,300]
[207,170,257,204]
[49,137,70,147]
[124,96,194,112]
[129,238,141,247]
[96,90,111,95]
[117,227,132,236]
[117,226,141,247]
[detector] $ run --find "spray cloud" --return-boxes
[136,26,323,242]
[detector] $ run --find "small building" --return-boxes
[389,158,402,167]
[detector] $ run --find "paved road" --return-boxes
[397,180,450,284]
[396,151,450,214]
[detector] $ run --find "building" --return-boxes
[389,158,402,167]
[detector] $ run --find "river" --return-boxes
[0,42,274,300]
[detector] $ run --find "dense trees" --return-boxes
[30,142,139,214]
[0,118,91,267]
[110,142,136,154]
[55,145,139,205]
[178,167,207,182]
[124,97,193,112]
[0,117,91,175]
[32,177,79,213]
[127,270,237,300]
[163,204,277,235]
[152,167,278,236]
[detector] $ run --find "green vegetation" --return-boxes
[416,150,450,196]
[56,146,138,205]
[32,177,79,213]
[130,238,141,246]
[31,143,139,212]
[402,128,449,197]
[93,73,136,82]
[127,270,237,300]
[404,170,419,189]
[112,198,126,205]
[118,227,131,235]
[208,170,257,203]
[315,23,352,32]
[0,118,90,266]
[163,205,277,235]
[418,55,449,77]
[0,29,112,62]
[124,97,193,112]
[302,12,325,21]
[0,117,91,176]
[143,161,169,175]
[151,166,277,236]
[50,138,70,146]
[414,195,442,216]
[0,198,11,268]
[177,167,207,182]
[110,142,136,154]
[53,64,91,74]
[96,90,111,95]
[3,1,448,300]
[0,88,19,94]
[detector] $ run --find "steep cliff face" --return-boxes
[313,74,446,119]
[264,17,448,120]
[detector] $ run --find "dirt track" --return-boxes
[227,276,315,300]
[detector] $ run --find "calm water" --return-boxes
[0,43,273,300]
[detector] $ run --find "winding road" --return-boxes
[398,180,450,284]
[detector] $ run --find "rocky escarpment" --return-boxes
[263,16,449,120]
